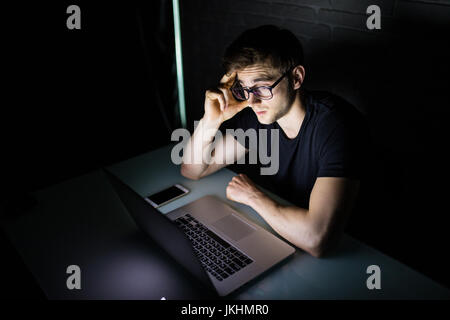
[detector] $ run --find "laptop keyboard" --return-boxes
[175,214,253,281]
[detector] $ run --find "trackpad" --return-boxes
[212,214,255,242]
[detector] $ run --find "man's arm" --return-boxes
[180,118,248,180]
[226,174,360,257]
[181,72,249,180]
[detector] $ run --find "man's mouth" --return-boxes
[255,110,267,116]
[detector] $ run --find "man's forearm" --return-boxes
[181,117,221,179]
[248,192,324,257]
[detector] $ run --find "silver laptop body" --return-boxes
[105,170,295,297]
[166,195,295,296]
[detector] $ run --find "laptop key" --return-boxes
[239,256,248,263]
[233,258,245,268]
[229,262,241,271]
[205,230,230,248]
[177,217,188,224]
[224,267,235,275]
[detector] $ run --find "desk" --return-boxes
[2,144,450,299]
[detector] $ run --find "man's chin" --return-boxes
[257,118,275,125]
[257,117,276,124]
[254,111,274,124]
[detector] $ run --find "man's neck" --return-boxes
[276,91,306,139]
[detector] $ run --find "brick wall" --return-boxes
[180,0,450,124]
[180,0,450,288]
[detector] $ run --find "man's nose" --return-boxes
[247,92,261,107]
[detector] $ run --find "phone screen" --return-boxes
[147,185,186,206]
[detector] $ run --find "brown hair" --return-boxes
[222,25,304,77]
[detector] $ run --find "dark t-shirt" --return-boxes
[219,90,368,209]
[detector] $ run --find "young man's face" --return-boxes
[235,63,294,125]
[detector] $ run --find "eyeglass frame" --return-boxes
[230,67,293,101]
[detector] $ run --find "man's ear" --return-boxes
[292,65,305,90]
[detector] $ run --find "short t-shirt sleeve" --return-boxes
[316,114,366,179]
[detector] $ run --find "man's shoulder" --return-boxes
[306,90,355,114]
[305,90,369,149]
[306,90,364,126]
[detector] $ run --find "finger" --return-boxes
[217,87,229,110]
[206,89,226,111]
[217,94,226,111]
[232,176,243,185]
[220,71,237,85]
[205,89,220,100]
[239,173,249,181]
[219,72,237,89]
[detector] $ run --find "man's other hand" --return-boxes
[226,173,264,206]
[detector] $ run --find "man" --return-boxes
[181,25,366,257]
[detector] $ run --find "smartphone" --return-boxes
[145,184,189,208]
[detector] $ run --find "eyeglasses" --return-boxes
[230,69,291,101]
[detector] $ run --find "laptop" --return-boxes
[104,170,295,296]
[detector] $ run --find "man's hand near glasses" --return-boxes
[180,71,250,181]
[204,72,249,124]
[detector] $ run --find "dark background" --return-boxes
[2,0,450,298]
